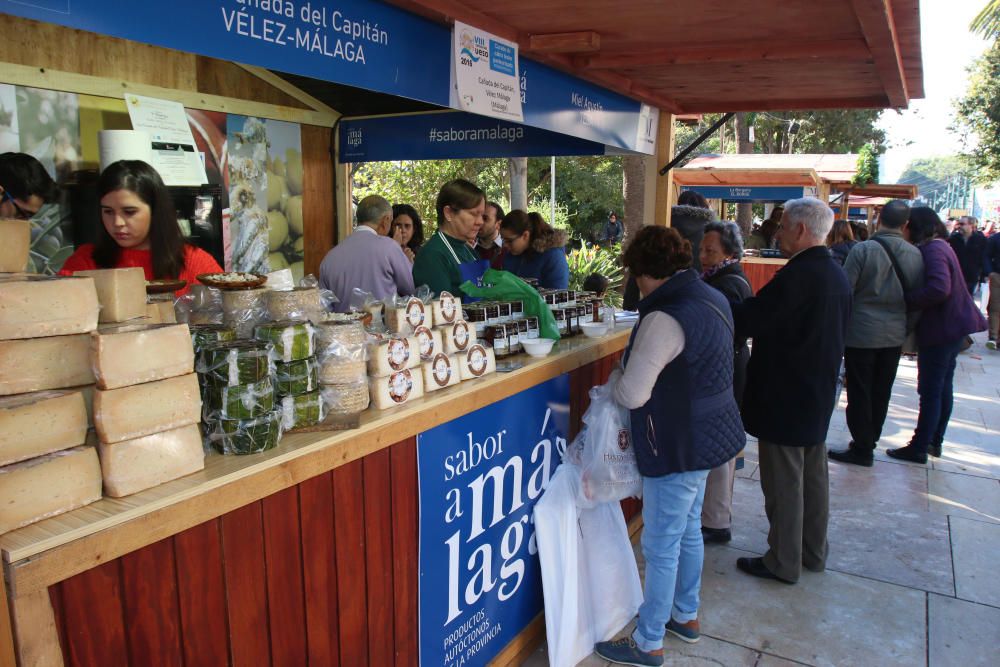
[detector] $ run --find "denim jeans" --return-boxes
[912,339,963,454]
[632,469,709,652]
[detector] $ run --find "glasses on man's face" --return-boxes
[1,190,38,220]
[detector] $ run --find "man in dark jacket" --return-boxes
[949,216,987,294]
[985,230,1000,349]
[731,198,852,584]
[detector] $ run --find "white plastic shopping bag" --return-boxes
[568,382,642,507]
[534,463,643,667]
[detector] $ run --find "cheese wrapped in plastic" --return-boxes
[205,409,283,456]
[385,297,433,335]
[94,373,202,444]
[97,424,205,497]
[0,275,99,340]
[279,391,326,430]
[431,291,463,326]
[458,344,497,381]
[0,334,95,396]
[320,381,370,415]
[413,325,443,361]
[369,368,424,409]
[91,323,194,389]
[367,336,420,377]
[74,267,147,323]
[0,219,30,272]
[254,320,315,363]
[0,446,102,533]
[421,353,460,393]
[439,319,473,354]
[198,340,274,388]
[0,389,89,466]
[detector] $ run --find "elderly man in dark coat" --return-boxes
[731,197,852,584]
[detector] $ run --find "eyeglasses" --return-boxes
[500,234,521,245]
[1,190,38,220]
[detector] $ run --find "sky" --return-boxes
[878,0,991,183]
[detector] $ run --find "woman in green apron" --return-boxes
[412,179,489,296]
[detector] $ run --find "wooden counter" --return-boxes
[742,256,788,293]
[2,327,631,666]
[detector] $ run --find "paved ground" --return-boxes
[526,293,1000,666]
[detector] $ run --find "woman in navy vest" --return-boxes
[596,227,745,667]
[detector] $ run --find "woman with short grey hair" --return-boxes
[699,220,753,543]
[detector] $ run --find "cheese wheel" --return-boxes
[320,381,370,414]
[0,334,95,396]
[421,353,460,393]
[266,287,322,320]
[97,424,205,498]
[0,220,30,272]
[0,275,100,340]
[386,297,433,335]
[431,292,463,326]
[91,323,194,390]
[93,373,201,444]
[367,336,420,376]
[413,326,444,361]
[458,344,497,381]
[0,390,89,466]
[368,369,424,409]
[439,319,473,354]
[0,446,102,533]
[74,267,147,323]
[318,358,367,384]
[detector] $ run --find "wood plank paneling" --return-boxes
[299,472,341,667]
[390,438,419,666]
[196,58,310,108]
[301,125,336,277]
[174,520,231,667]
[363,449,395,665]
[220,503,272,667]
[58,560,128,666]
[120,539,184,666]
[262,487,308,667]
[332,459,369,666]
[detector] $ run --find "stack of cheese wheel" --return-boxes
[255,320,324,430]
[222,287,267,338]
[0,273,103,533]
[266,286,324,322]
[198,339,279,454]
[144,294,178,324]
[315,318,369,419]
[367,334,424,410]
[386,295,434,336]
[91,322,205,497]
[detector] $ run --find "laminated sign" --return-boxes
[417,375,569,666]
[453,21,524,122]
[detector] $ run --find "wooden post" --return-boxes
[653,111,677,227]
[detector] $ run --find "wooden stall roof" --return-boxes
[387,0,923,113]
[673,167,822,188]
[834,183,919,198]
[680,154,859,184]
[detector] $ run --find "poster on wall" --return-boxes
[125,94,208,186]
[225,115,303,279]
[453,21,523,123]
[0,84,19,153]
[417,375,570,667]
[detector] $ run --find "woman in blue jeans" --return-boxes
[595,227,745,667]
[887,208,987,464]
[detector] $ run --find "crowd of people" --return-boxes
[595,196,989,667]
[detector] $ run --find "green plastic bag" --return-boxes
[460,269,561,340]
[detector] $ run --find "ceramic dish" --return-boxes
[196,272,268,290]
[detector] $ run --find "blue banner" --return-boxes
[339,112,611,162]
[418,375,570,667]
[831,206,869,217]
[682,185,813,202]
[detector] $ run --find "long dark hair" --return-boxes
[500,210,555,252]
[391,203,425,250]
[93,160,185,279]
[907,207,943,245]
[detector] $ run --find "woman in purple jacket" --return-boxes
[887,208,987,464]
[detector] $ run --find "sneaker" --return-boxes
[701,526,732,543]
[594,637,664,667]
[987,340,997,351]
[666,618,700,644]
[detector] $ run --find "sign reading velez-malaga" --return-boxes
[417,375,570,667]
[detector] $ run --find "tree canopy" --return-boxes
[954,44,1000,184]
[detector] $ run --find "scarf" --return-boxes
[701,257,740,281]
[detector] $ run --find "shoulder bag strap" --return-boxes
[871,236,909,292]
[696,297,735,337]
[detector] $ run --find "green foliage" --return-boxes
[971,1,1000,40]
[753,110,887,155]
[954,44,1000,184]
[567,244,624,308]
[525,156,623,239]
[27,203,75,275]
[852,144,880,187]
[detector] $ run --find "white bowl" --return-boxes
[580,321,610,338]
[522,338,557,357]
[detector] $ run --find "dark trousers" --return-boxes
[758,441,829,583]
[911,339,962,454]
[844,346,903,453]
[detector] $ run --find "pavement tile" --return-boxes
[928,594,1000,667]
[950,516,1000,607]
[928,470,1000,524]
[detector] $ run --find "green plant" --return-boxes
[852,144,879,188]
[567,244,624,308]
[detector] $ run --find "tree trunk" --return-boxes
[508,157,528,210]
[622,155,646,246]
[734,113,754,235]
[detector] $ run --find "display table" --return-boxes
[1,327,633,667]
[742,256,788,294]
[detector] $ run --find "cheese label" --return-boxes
[452,321,471,351]
[388,369,414,403]
[466,344,488,377]
[404,298,425,328]
[387,337,411,371]
[415,326,435,359]
[431,353,452,387]
[439,292,458,323]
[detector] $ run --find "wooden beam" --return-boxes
[0,62,339,127]
[384,0,525,46]
[676,95,889,113]
[7,587,63,667]
[577,39,871,69]
[527,31,601,54]
[850,0,909,107]
[1,573,15,667]
[654,112,677,228]
[235,64,341,117]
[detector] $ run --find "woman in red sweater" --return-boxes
[60,160,222,295]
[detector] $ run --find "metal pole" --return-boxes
[659,112,735,175]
